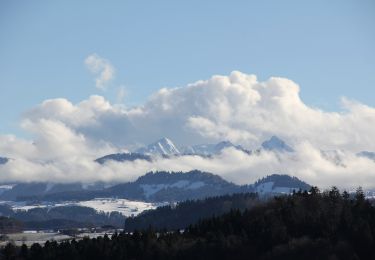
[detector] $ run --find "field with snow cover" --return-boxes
[0,198,164,217]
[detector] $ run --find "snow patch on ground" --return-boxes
[0,199,164,217]
[0,201,49,211]
[76,198,162,217]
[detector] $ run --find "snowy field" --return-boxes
[0,198,164,217]
[76,198,163,216]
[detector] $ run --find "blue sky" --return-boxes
[0,0,374,136]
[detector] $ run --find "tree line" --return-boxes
[125,192,260,231]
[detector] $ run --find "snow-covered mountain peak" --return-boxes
[261,136,294,152]
[159,137,177,148]
[253,174,310,194]
[137,137,180,155]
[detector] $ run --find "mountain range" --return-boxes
[261,135,294,152]
[2,136,374,166]
[0,171,311,203]
[136,137,181,155]
[0,169,312,230]
[1,135,374,226]
[95,136,292,164]
[94,136,375,173]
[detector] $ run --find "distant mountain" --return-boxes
[95,152,152,164]
[253,174,311,195]
[180,143,216,155]
[107,170,245,202]
[0,157,9,165]
[133,137,250,157]
[181,141,250,155]
[357,151,375,161]
[125,175,311,231]
[98,136,297,161]
[261,136,294,152]
[6,171,311,204]
[0,172,311,230]
[6,170,244,203]
[136,137,180,155]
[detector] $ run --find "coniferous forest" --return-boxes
[124,192,260,231]
[1,187,375,260]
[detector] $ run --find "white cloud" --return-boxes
[0,71,374,188]
[1,145,374,189]
[85,53,115,90]
[22,71,375,151]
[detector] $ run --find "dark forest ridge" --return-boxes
[0,171,310,202]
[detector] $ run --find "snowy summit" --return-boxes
[136,137,180,155]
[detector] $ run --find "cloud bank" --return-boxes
[0,71,374,188]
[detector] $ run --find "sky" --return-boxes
[1,0,375,136]
[0,1,375,187]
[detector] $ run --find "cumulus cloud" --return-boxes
[85,53,115,90]
[0,71,374,188]
[21,71,375,151]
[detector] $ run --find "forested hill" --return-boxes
[124,192,260,231]
[123,174,311,231]
[2,187,375,259]
[2,171,310,203]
